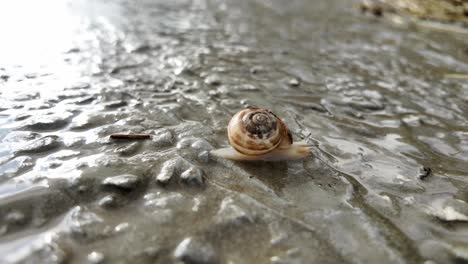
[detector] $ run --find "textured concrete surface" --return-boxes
[0,0,468,263]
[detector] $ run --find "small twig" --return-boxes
[110,134,152,140]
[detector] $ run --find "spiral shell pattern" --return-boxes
[227,108,292,155]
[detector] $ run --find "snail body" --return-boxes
[211,108,312,161]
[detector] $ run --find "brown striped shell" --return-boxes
[227,108,293,156]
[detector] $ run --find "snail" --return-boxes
[210,108,312,161]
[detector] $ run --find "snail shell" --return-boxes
[211,108,312,161]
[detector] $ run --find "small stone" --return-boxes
[30,102,54,110]
[114,142,141,156]
[70,113,106,130]
[15,113,31,121]
[78,185,88,193]
[177,137,195,149]
[122,116,146,126]
[75,96,95,105]
[402,115,422,127]
[49,161,62,169]
[156,159,179,185]
[65,137,86,148]
[110,64,139,74]
[14,92,39,101]
[143,192,184,210]
[152,130,174,147]
[425,197,468,221]
[22,113,72,131]
[192,197,203,212]
[288,77,300,87]
[271,256,287,264]
[50,150,80,160]
[88,251,105,264]
[180,167,205,186]
[104,100,127,109]
[128,44,152,53]
[0,156,34,177]
[174,237,217,264]
[270,233,288,246]
[69,206,109,242]
[191,139,213,152]
[114,222,130,233]
[204,74,222,86]
[215,198,253,227]
[98,195,119,209]
[250,66,266,75]
[15,135,62,155]
[3,131,41,143]
[102,174,141,190]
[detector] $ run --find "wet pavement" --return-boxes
[1,0,468,263]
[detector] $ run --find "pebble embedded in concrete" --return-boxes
[174,237,217,264]
[204,74,222,86]
[98,194,119,209]
[101,174,141,190]
[68,206,111,242]
[88,251,105,264]
[21,113,73,131]
[191,139,213,152]
[288,77,301,87]
[104,100,127,109]
[114,142,141,156]
[114,222,130,233]
[215,197,253,227]
[0,156,34,177]
[180,166,205,186]
[152,130,174,147]
[156,159,180,185]
[14,135,62,155]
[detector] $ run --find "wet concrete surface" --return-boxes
[1,0,468,263]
